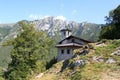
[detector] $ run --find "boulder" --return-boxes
[96,43,106,47]
[74,60,84,66]
[111,50,120,56]
[106,58,116,64]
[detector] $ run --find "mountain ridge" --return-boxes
[0,16,101,43]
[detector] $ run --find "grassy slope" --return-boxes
[32,39,120,80]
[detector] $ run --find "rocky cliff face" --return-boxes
[0,16,101,42]
[30,17,101,41]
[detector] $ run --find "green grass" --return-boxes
[71,40,120,80]
[7,39,120,80]
[32,39,120,80]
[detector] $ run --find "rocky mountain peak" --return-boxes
[0,17,101,42]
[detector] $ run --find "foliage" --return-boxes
[46,57,57,69]
[100,5,120,39]
[0,67,5,80]
[4,21,56,80]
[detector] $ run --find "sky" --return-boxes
[0,0,120,24]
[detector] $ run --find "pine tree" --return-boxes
[4,21,55,80]
[100,5,120,39]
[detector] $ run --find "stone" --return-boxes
[96,43,106,47]
[117,47,120,50]
[92,56,104,62]
[111,50,120,56]
[93,56,98,61]
[98,58,104,62]
[81,49,88,55]
[74,60,84,66]
[35,73,44,78]
[106,58,116,64]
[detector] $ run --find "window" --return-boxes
[63,32,66,36]
[67,49,70,54]
[68,32,69,35]
[72,39,74,42]
[61,49,64,54]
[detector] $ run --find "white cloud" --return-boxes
[29,14,43,19]
[54,16,66,21]
[29,15,66,21]
[29,14,52,20]
[44,15,50,18]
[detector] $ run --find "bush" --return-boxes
[4,21,56,80]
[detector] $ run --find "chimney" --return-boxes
[60,29,72,40]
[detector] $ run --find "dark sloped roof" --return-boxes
[58,35,91,44]
[55,43,83,48]
[60,29,72,32]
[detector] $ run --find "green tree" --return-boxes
[4,21,55,80]
[100,5,120,39]
[0,67,5,80]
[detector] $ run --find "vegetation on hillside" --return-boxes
[100,5,120,39]
[77,23,101,41]
[71,40,120,80]
[32,39,120,80]
[3,21,56,80]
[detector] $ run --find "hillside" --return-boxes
[0,23,15,41]
[0,23,21,68]
[31,39,120,80]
